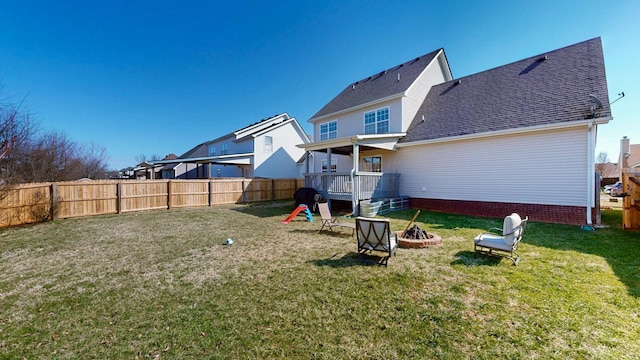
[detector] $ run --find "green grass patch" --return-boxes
[0,204,638,358]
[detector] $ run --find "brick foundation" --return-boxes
[410,198,593,225]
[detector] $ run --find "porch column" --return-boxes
[352,143,359,215]
[327,148,332,172]
[305,151,310,174]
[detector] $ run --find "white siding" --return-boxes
[231,139,254,154]
[207,136,253,156]
[402,54,449,132]
[391,127,590,206]
[254,122,308,178]
[359,149,396,172]
[312,152,351,173]
[314,99,403,138]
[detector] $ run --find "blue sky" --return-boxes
[1,0,638,170]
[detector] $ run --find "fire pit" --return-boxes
[395,224,442,248]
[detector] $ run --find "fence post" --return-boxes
[208,180,213,207]
[272,179,275,201]
[116,182,122,214]
[50,182,58,220]
[242,178,247,203]
[167,180,172,209]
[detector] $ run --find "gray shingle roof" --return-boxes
[399,37,610,144]
[179,142,209,159]
[310,49,443,120]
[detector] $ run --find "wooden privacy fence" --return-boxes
[0,178,305,228]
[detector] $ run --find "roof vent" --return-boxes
[537,55,548,62]
[352,84,356,90]
[397,73,401,81]
[455,79,462,85]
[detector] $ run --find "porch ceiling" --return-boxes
[298,133,406,155]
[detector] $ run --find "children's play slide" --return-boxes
[281,204,313,224]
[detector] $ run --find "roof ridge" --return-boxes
[349,48,443,86]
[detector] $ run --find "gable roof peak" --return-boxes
[310,48,445,121]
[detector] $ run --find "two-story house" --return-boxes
[299,38,612,226]
[157,113,311,179]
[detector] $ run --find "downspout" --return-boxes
[585,123,596,228]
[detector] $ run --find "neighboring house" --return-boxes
[619,138,640,170]
[299,37,612,225]
[132,154,177,179]
[597,162,619,186]
[118,166,135,179]
[155,113,311,179]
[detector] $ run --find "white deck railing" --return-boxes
[304,172,400,201]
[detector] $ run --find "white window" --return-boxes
[320,120,337,141]
[364,107,389,134]
[321,158,337,173]
[264,136,273,153]
[221,143,228,155]
[208,145,216,156]
[362,156,382,172]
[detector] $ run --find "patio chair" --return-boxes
[473,213,528,265]
[356,217,398,267]
[318,202,355,235]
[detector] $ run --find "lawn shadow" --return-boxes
[451,250,502,267]
[522,210,640,298]
[289,228,354,239]
[231,201,299,218]
[309,252,361,268]
[386,209,496,232]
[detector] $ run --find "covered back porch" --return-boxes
[299,133,405,215]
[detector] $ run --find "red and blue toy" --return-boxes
[281,204,313,224]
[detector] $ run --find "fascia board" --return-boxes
[233,113,288,139]
[249,118,311,144]
[404,49,447,95]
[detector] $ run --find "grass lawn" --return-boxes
[0,203,638,359]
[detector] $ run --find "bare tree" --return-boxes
[78,142,109,179]
[20,131,82,182]
[595,151,610,177]
[2,83,112,184]
[1,94,37,183]
[135,153,162,164]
